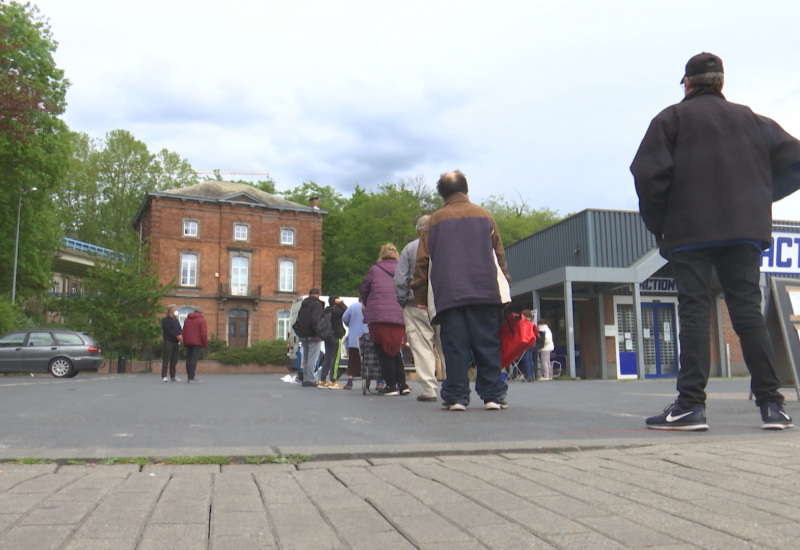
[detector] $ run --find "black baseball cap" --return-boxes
[681,52,724,84]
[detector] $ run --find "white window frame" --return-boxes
[280,228,295,246]
[231,256,249,296]
[276,310,291,340]
[180,253,198,287]
[183,219,199,238]
[279,259,294,292]
[233,223,249,241]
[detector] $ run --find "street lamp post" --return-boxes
[11,187,37,304]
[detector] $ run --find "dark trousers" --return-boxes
[438,304,507,405]
[375,346,405,388]
[670,244,784,408]
[319,337,340,382]
[346,347,362,378]
[185,346,202,381]
[161,340,179,379]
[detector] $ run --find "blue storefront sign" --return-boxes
[761,232,800,275]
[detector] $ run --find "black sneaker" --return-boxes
[399,384,411,395]
[761,403,794,430]
[484,398,508,411]
[302,381,317,387]
[646,402,708,431]
[379,386,399,396]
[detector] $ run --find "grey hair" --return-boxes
[687,72,724,91]
[193,306,204,314]
[415,215,431,233]
[166,304,177,312]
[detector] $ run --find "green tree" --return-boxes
[321,182,440,294]
[52,235,173,356]
[52,129,198,248]
[0,2,70,301]
[481,194,564,245]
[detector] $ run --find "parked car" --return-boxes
[0,329,104,378]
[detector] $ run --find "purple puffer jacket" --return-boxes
[359,259,404,326]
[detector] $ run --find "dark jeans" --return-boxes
[161,340,179,379]
[375,346,405,388]
[521,346,536,380]
[438,304,507,405]
[185,346,202,381]
[319,337,340,382]
[670,244,784,408]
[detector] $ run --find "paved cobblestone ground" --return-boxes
[2,437,800,549]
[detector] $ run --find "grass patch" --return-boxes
[245,454,311,465]
[99,457,151,467]
[12,458,54,465]
[160,456,232,465]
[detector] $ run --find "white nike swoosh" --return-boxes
[666,411,694,422]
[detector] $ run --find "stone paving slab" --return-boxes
[1,437,800,548]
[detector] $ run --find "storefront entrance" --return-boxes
[617,301,678,378]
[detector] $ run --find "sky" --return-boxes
[30,0,800,220]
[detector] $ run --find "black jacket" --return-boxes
[293,296,324,338]
[161,315,182,343]
[328,301,347,339]
[631,87,800,256]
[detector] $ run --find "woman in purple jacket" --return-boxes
[359,244,409,396]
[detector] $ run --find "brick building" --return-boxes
[132,181,325,346]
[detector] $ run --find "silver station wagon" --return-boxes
[0,329,104,378]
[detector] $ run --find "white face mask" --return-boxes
[173,311,179,317]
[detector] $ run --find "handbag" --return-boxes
[499,312,539,368]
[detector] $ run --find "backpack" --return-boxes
[535,328,546,350]
[317,308,334,340]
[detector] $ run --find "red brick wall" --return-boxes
[137,195,323,345]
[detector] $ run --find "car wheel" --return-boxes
[49,357,74,378]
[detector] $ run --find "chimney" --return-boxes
[309,197,320,209]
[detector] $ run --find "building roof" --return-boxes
[132,180,323,228]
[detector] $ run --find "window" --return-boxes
[280,228,294,245]
[27,332,55,346]
[183,220,199,237]
[231,256,249,295]
[177,307,194,327]
[54,333,84,346]
[234,223,248,241]
[279,260,294,292]
[277,311,291,340]
[181,253,198,286]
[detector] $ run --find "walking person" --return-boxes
[160,304,183,382]
[360,244,409,396]
[293,289,325,387]
[318,296,347,389]
[537,318,554,381]
[411,170,511,411]
[631,52,800,430]
[395,215,441,402]
[181,307,207,383]
[341,298,368,390]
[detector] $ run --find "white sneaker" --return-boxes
[162,377,169,382]
[171,377,181,382]
[447,403,466,411]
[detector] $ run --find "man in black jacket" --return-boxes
[160,304,183,382]
[632,52,800,431]
[293,289,324,387]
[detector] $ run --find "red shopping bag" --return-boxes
[499,312,539,368]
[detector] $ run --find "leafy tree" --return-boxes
[0,2,70,301]
[52,129,198,248]
[481,194,564,245]
[51,235,173,357]
[321,182,440,294]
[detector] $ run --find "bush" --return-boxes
[209,339,286,366]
